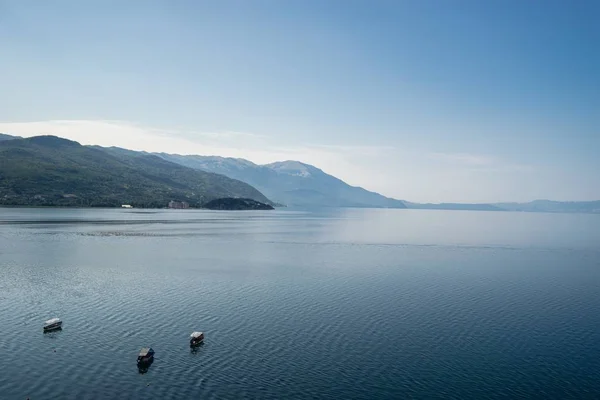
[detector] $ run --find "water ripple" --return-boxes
[1,208,599,399]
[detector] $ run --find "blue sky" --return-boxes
[1,0,598,202]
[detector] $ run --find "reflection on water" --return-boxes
[42,327,62,335]
[0,207,599,399]
[137,358,154,374]
[190,341,205,354]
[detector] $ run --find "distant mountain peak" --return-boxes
[267,160,310,168]
[265,160,315,177]
[157,154,407,208]
[200,155,258,168]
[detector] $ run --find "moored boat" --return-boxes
[43,318,62,332]
[137,347,155,364]
[190,331,204,346]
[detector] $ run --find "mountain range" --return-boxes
[151,153,600,213]
[155,153,407,208]
[0,135,270,207]
[0,133,598,213]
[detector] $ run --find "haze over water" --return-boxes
[1,207,599,399]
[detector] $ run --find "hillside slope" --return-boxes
[0,136,272,207]
[158,154,407,208]
[0,133,19,142]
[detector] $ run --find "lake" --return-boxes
[0,207,599,399]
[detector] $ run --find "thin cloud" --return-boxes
[0,119,406,196]
[0,120,267,153]
[429,152,534,172]
[309,144,397,157]
[429,152,497,166]
[0,119,351,165]
[0,119,540,202]
[0,119,391,164]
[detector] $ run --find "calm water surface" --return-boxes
[0,208,599,399]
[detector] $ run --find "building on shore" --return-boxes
[168,200,189,209]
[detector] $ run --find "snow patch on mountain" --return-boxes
[264,161,314,178]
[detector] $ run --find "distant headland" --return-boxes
[202,198,274,210]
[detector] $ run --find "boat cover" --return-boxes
[190,331,204,338]
[45,318,61,325]
[139,348,154,357]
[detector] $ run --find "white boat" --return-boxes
[43,318,62,332]
[190,331,204,346]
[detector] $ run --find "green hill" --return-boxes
[203,198,274,210]
[0,136,272,208]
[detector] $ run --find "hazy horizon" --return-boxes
[1,1,598,203]
[2,129,598,205]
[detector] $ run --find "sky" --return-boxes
[0,0,598,203]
